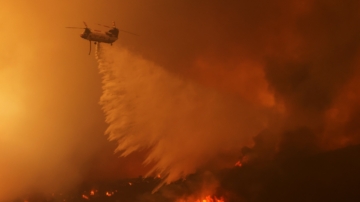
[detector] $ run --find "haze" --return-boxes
[1,0,360,201]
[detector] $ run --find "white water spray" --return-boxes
[95,44,266,190]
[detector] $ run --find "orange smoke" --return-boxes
[192,58,275,108]
[324,55,360,149]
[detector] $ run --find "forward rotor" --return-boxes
[66,22,89,30]
[96,22,138,36]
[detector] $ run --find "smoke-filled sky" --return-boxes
[1,0,360,200]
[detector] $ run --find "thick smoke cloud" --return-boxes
[131,0,360,148]
[262,0,360,151]
[94,0,360,189]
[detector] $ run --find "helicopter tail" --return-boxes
[101,21,119,38]
[99,21,136,38]
[108,22,119,38]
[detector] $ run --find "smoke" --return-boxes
[94,1,360,193]
[0,58,101,201]
[1,0,359,200]
[1,66,73,199]
[95,44,270,188]
[0,7,105,200]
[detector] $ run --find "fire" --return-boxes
[90,190,95,196]
[197,195,224,202]
[105,191,112,197]
[234,160,242,167]
[177,195,225,202]
[81,194,89,200]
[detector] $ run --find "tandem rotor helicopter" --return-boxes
[66,21,137,55]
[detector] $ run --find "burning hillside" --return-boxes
[7,144,360,202]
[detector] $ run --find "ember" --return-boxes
[89,190,95,196]
[177,195,225,202]
[234,160,242,167]
[81,194,89,200]
[197,195,225,202]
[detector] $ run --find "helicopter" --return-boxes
[66,21,137,55]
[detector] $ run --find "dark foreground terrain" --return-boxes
[8,144,360,202]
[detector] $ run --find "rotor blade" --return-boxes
[119,29,139,36]
[97,23,112,28]
[65,27,85,29]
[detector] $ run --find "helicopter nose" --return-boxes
[80,34,85,39]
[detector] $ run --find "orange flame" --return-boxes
[197,195,225,202]
[177,195,225,202]
[90,190,95,196]
[82,194,89,200]
[234,160,242,167]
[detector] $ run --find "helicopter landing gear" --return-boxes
[89,40,92,55]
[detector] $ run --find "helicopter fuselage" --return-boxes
[66,22,124,54]
[80,30,117,44]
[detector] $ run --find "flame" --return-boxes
[177,195,225,202]
[90,190,95,196]
[197,196,224,202]
[234,160,242,167]
[82,194,89,200]
[105,191,112,197]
